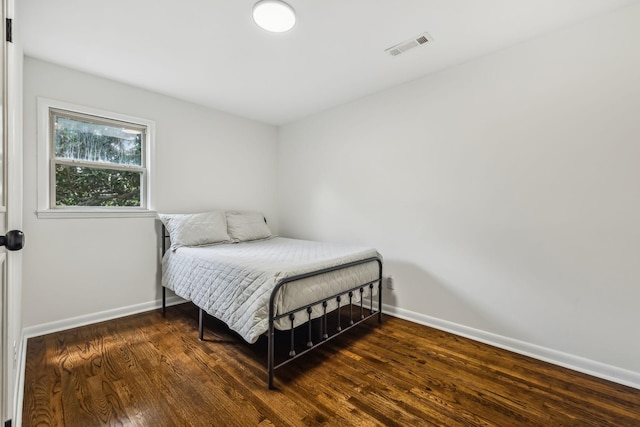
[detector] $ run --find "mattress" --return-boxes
[162,237,381,343]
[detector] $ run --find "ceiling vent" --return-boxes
[385,32,432,57]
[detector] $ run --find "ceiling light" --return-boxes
[252,0,296,33]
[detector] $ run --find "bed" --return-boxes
[159,210,383,388]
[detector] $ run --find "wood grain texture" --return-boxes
[23,303,640,426]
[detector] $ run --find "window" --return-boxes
[37,98,156,218]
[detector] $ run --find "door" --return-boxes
[0,0,7,419]
[1,0,21,423]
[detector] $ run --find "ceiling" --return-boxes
[19,0,639,125]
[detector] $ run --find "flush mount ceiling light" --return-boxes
[252,0,296,33]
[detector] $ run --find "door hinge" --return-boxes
[6,18,12,43]
[5,418,12,427]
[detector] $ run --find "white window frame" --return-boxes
[37,98,156,218]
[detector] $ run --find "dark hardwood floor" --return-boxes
[22,303,640,426]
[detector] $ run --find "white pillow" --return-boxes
[159,211,230,249]
[226,211,272,242]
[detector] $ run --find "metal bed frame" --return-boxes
[161,225,383,389]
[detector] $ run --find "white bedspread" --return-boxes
[162,237,381,343]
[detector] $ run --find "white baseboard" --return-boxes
[22,295,185,340]
[380,303,640,390]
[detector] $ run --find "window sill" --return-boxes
[36,209,158,219]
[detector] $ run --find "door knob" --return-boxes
[0,230,24,251]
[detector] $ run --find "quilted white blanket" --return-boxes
[162,237,381,343]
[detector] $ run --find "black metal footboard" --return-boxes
[267,256,383,389]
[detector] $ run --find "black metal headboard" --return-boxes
[161,224,170,255]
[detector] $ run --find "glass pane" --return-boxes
[54,115,142,166]
[55,164,142,207]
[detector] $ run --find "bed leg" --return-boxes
[199,308,204,341]
[162,287,166,316]
[378,260,383,323]
[378,281,383,323]
[268,319,275,389]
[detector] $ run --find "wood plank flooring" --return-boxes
[22,303,640,426]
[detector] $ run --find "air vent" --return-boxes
[385,32,432,57]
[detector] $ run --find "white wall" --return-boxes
[22,57,278,328]
[278,4,640,381]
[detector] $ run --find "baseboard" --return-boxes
[380,303,640,390]
[22,295,185,340]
